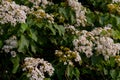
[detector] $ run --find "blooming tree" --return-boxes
[0,0,120,80]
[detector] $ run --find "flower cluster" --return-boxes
[73,30,93,58]
[65,25,78,34]
[28,0,48,7]
[112,0,120,3]
[73,25,120,60]
[95,37,120,60]
[107,3,120,15]
[30,8,54,23]
[23,57,54,80]
[55,46,82,66]
[0,0,29,26]
[2,35,17,57]
[67,0,87,26]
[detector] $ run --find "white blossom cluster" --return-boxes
[23,57,54,80]
[73,30,93,58]
[30,8,54,23]
[2,35,17,57]
[28,0,48,7]
[73,26,120,60]
[65,25,79,34]
[55,47,82,66]
[67,0,87,26]
[0,0,29,26]
[95,37,120,60]
[112,0,120,3]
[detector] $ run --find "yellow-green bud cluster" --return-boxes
[55,46,82,66]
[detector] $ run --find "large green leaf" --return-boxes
[20,23,28,33]
[30,41,36,53]
[46,23,56,35]
[55,63,66,80]
[59,8,68,20]
[66,65,74,79]
[36,23,44,29]
[18,35,29,53]
[109,57,115,67]
[28,29,37,42]
[11,55,20,74]
[69,11,76,24]
[110,69,117,79]
[73,67,80,79]
[103,68,108,75]
[117,72,120,80]
[54,24,65,36]
[58,25,65,36]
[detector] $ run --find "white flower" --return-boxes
[28,0,49,7]
[73,25,120,60]
[2,36,17,54]
[10,51,16,57]
[74,51,81,62]
[23,57,54,80]
[67,0,87,26]
[0,1,29,26]
[29,0,41,6]
[95,36,120,60]
[112,0,120,3]
[42,0,48,5]
[73,30,93,57]
[68,61,73,66]
[65,25,78,34]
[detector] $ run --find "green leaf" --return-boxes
[58,25,65,36]
[109,57,115,67]
[11,55,20,74]
[31,41,36,53]
[70,11,76,24]
[86,11,95,26]
[117,72,120,79]
[115,17,120,26]
[28,29,37,42]
[46,23,56,35]
[112,30,120,39]
[0,40,3,48]
[18,35,29,53]
[54,24,61,35]
[66,65,73,78]
[59,8,68,20]
[103,68,108,75]
[19,73,29,80]
[54,24,65,36]
[20,23,28,33]
[36,23,43,28]
[66,65,70,77]
[55,63,66,80]
[73,68,80,79]
[50,37,57,45]
[91,54,103,65]
[110,69,117,79]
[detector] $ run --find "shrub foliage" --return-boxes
[0,0,120,80]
